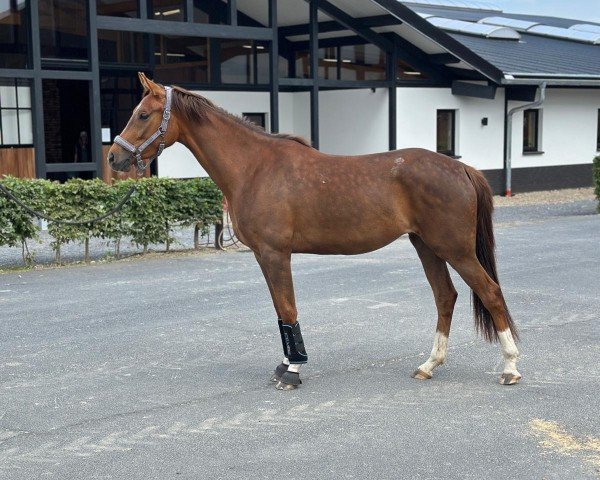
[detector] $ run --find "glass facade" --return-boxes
[0,0,30,69]
[221,40,270,85]
[153,35,210,85]
[340,44,385,81]
[39,0,89,65]
[98,30,148,65]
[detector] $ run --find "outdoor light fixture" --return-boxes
[482,117,489,126]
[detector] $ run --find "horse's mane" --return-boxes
[168,85,312,148]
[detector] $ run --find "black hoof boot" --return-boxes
[270,363,289,383]
[275,371,302,391]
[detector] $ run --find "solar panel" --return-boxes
[428,17,521,40]
[402,0,502,13]
[479,16,539,32]
[570,24,600,35]
[527,25,600,45]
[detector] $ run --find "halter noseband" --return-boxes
[113,86,173,172]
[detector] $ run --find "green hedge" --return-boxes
[594,155,600,213]
[0,177,222,265]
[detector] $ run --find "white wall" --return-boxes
[509,89,600,169]
[158,86,600,179]
[158,91,271,178]
[396,87,506,171]
[318,88,389,155]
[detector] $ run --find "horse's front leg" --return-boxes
[254,248,307,390]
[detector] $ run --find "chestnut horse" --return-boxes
[108,73,520,390]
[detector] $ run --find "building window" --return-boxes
[243,113,266,130]
[0,78,33,146]
[340,44,386,81]
[436,110,456,156]
[98,30,148,65]
[153,35,210,85]
[221,40,269,85]
[0,0,30,69]
[39,0,89,66]
[523,109,540,153]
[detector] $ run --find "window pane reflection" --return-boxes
[39,0,89,63]
[153,35,209,84]
[0,0,30,68]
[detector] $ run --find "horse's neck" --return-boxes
[178,112,266,199]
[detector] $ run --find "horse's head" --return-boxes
[107,72,180,172]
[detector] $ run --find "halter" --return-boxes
[113,86,173,172]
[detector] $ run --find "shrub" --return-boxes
[0,176,223,265]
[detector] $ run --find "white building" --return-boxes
[1,0,598,194]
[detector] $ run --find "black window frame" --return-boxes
[436,109,456,157]
[523,108,540,153]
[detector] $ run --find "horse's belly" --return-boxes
[291,217,407,255]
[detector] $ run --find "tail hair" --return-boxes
[464,166,518,343]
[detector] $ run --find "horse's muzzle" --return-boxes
[107,151,132,172]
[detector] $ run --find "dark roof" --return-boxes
[404,3,600,79]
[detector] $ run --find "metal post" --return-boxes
[30,0,46,179]
[269,0,279,133]
[186,0,194,22]
[88,1,103,178]
[309,0,319,148]
[228,0,238,26]
[387,43,397,151]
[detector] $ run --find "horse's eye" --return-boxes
[139,112,150,120]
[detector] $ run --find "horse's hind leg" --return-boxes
[254,248,307,390]
[449,255,521,385]
[409,234,458,380]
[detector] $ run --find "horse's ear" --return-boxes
[138,72,163,98]
[138,72,150,94]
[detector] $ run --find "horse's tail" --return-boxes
[464,166,518,343]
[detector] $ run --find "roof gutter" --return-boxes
[502,75,600,87]
[505,82,547,197]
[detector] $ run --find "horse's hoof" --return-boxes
[499,372,522,385]
[411,368,432,380]
[270,363,288,383]
[275,381,298,391]
[275,371,302,390]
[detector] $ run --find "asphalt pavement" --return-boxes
[0,202,598,479]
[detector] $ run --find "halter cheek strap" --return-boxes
[114,86,173,172]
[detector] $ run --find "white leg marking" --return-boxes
[498,330,520,375]
[282,357,290,366]
[287,364,301,373]
[418,332,448,375]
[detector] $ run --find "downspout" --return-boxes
[504,82,547,197]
